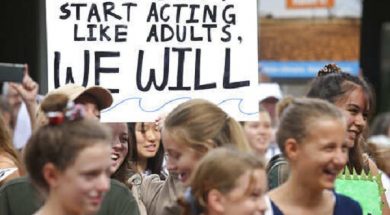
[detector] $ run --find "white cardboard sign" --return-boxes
[46,0,259,122]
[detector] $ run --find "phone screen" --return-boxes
[0,63,24,83]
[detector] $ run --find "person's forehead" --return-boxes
[107,123,128,133]
[338,87,368,109]
[259,111,271,121]
[136,122,156,128]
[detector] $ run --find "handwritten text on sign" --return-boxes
[46,0,259,122]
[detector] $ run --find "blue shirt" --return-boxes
[271,192,363,215]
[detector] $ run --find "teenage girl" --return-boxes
[269,97,362,215]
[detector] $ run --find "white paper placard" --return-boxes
[46,0,259,122]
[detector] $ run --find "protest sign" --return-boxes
[46,0,259,122]
[336,168,384,215]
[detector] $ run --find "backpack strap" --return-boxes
[266,154,290,190]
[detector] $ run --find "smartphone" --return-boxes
[0,63,24,83]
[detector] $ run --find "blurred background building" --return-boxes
[257,0,390,115]
[258,0,361,96]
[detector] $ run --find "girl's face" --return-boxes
[335,87,368,147]
[294,119,348,190]
[219,169,268,215]
[243,111,272,155]
[162,129,202,185]
[54,143,111,214]
[136,122,161,159]
[107,123,129,174]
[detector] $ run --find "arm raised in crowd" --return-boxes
[8,64,39,131]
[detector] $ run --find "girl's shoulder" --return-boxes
[363,153,380,175]
[0,152,17,167]
[270,199,284,215]
[0,153,20,185]
[334,193,363,215]
[268,187,287,215]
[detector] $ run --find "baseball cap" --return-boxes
[257,83,283,102]
[47,84,113,110]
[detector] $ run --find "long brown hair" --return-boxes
[0,112,24,175]
[307,63,374,174]
[109,123,133,184]
[127,122,166,179]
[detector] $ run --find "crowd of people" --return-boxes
[0,63,390,215]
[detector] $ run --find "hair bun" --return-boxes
[40,93,86,125]
[40,93,69,114]
[317,63,342,77]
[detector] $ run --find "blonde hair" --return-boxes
[367,136,390,174]
[276,97,345,156]
[164,99,251,154]
[182,148,265,214]
[0,112,24,175]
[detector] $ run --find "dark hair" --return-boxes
[307,64,375,118]
[24,93,111,193]
[276,97,345,155]
[370,112,390,137]
[306,64,374,174]
[110,123,133,184]
[127,122,166,179]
